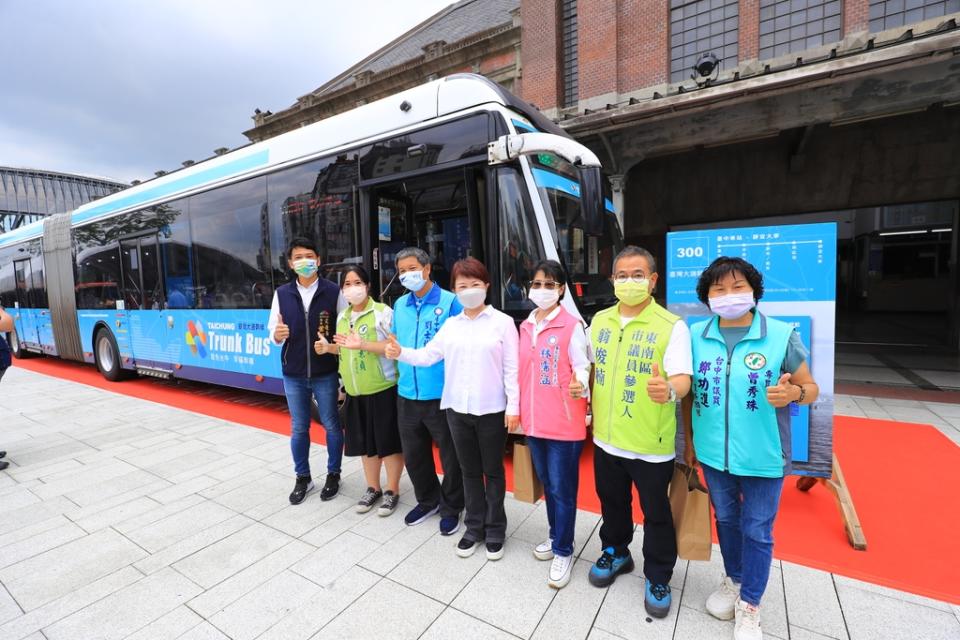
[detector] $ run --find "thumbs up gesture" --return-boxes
[384,333,402,360]
[569,376,585,399]
[314,329,330,355]
[646,362,672,404]
[273,313,289,342]
[766,372,797,408]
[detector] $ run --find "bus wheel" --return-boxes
[94,329,130,382]
[8,331,33,359]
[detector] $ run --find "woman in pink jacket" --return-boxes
[518,259,591,589]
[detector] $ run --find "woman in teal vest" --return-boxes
[682,257,819,640]
[331,266,404,517]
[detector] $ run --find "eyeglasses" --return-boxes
[528,280,561,290]
[613,275,648,285]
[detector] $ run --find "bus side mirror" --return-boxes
[578,165,605,235]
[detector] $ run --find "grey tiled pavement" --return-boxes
[1,366,958,640]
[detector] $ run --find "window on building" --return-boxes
[561,0,579,108]
[760,0,842,59]
[670,0,740,83]
[869,0,959,32]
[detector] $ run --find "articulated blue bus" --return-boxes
[0,74,622,397]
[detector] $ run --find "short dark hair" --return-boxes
[450,257,490,287]
[287,236,319,259]
[531,259,567,300]
[613,245,657,275]
[341,265,370,286]
[395,247,430,267]
[696,257,764,305]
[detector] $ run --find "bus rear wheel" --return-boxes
[7,331,33,359]
[94,329,130,382]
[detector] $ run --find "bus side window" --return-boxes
[497,168,543,312]
[267,153,362,288]
[189,176,271,309]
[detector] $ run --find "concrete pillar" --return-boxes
[609,174,626,232]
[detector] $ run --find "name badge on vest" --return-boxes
[318,311,331,340]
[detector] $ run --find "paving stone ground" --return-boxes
[1,366,958,640]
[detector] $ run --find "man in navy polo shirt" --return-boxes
[391,247,464,534]
[267,237,347,505]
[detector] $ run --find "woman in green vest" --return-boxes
[682,256,819,640]
[330,266,404,517]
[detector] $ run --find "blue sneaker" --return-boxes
[588,547,635,587]
[404,504,439,526]
[439,514,461,536]
[645,580,672,618]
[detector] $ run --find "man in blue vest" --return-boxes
[267,237,347,505]
[0,306,14,471]
[391,247,464,534]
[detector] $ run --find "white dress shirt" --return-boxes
[397,305,520,416]
[524,307,591,396]
[267,279,347,346]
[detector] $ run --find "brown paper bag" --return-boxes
[669,463,712,561]
[512,441,543,504]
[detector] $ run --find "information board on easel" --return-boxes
[666,222,866,551]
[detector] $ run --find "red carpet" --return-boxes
[12,358,960,605]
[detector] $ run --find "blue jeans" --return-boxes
[527,436,584,557]
[701,464,784,606]
[283,373,343,477]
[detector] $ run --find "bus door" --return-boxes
[120,234,167,368]
[13,258,39,347]
[370,166,485,306]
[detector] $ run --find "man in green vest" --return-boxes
[585,246,692,619]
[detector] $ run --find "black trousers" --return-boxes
[593,444,677,585]
[397,397,464,518]
[446,410,507,543]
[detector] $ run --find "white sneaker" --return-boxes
[706,575,740,620]
[734,598,763,640]
[548,554,574,589]
[533,539,554,561]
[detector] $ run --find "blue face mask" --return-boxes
[399,270,426,292]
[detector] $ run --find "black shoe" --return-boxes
[289,475,314,505]
[377,490,399,517]
[356,487,383,513]
[0,460,8,472]
[320,473,340,501]
[456,536,479,558]
[485,541,504,561]
[0,450,6,459]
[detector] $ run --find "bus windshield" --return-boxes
[529,153,622,317]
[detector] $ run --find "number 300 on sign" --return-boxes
[676,246,704,258]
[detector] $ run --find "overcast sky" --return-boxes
[0,0,454,184]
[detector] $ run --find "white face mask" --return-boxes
[399,270,426,292]
[528,288,560,310]
[343,285,367,306]
[708,292,755,320]
[456,287,487,309]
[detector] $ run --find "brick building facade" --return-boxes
[521,0,960,349]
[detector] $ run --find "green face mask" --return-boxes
[614,279,650,306]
